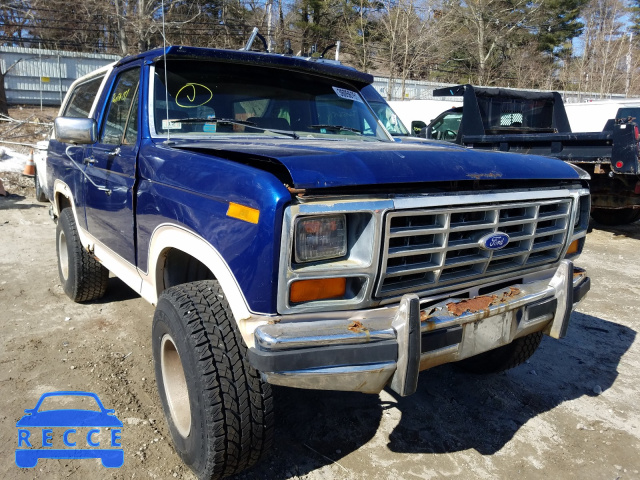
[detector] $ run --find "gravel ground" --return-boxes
[0,170,639,480]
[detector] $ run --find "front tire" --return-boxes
[457,332,543,374]
[152,280,274,480]
[56,208,109,302]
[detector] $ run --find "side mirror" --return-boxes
[54,117,97,144]
[411,120,426,137]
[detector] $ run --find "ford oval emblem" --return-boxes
[478,232,510,251]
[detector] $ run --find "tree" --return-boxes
[440,0,543,85]
[376,0,446,98]
[569,0,628,97]
[535,0,588,56]
[0,1,33,47]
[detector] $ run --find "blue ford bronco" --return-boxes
[45,45,591,479]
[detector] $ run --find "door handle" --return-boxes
[83,156,96,165]
[107,147,121,156]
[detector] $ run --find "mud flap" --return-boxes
[389,294,421,397]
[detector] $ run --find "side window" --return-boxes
[63,75,105,118]
[429,112,462,141]
[101,68,140,145]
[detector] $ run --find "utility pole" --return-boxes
[626,32,633,97]
[267,0,273,52]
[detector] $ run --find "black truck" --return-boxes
[421,84,640,225]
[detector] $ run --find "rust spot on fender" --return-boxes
[467,172,503,180]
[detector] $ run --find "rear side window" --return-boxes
[63,75,105,118]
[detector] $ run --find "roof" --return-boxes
[116,45,373,86]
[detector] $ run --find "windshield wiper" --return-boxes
[173,118,299,139]
[308,124,363,135]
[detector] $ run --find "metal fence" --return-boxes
[1,46,121,107]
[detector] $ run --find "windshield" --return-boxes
[359,85,409,136]
[152,60,390,142]
[368,101,409,136]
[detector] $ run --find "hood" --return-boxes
[171,138,580,190]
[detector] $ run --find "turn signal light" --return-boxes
[566,240,579,255]
[290,278,346,303]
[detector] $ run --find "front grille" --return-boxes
[376,198,572,298]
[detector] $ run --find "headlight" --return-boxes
[574,197,581,228]
[294,214,347,263]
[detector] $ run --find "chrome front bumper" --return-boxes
[248,260,590,396]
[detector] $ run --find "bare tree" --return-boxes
[442,0,542,85]
[566,0,628,97]
[377,0,444,99]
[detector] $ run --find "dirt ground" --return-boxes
[1,161,639,478]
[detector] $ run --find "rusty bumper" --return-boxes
[248,260,590,396]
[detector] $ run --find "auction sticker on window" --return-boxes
[15,391,123,468]
[332,87,363,103]
[162,119,182,130]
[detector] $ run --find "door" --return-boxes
[83,66,141,266]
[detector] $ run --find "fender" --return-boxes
[53,182,253,331]
[52,180,78,220]
[141,224,252,324]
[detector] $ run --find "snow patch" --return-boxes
[0,147,28,173]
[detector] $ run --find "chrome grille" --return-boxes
[376,198,572,298]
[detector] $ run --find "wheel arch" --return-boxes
[142,224,252,323]
[52,179,77,219]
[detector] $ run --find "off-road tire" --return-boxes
[458,332,543,374]
[152,280,274,480]
[56,208,109,302]
[591,208,640,226]
[34,168,47,202]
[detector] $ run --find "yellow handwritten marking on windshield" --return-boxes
[175,83,213,108]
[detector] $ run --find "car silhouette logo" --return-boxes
[478,232,510,250]
[15,391,123,468]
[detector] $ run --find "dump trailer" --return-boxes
[425,84,640,225]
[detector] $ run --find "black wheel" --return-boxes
[56,208,109,302]
[457,332,543,374]
[591,208,640,226]
[152,280,274,480]
[34,168,47,202]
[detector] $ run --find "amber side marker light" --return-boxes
[567,240,579,255]
[290,278,347,303]
[227,202,260,224]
